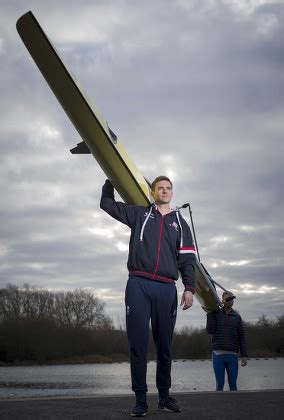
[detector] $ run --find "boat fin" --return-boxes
[70,127,117,153]
[70,141,91,154]
[108,126,117,143]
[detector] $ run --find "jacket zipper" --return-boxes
[225,312,230,349]
[153,214,164,277]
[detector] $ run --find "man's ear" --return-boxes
[150,190,155,199]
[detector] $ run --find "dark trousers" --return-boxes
[212,352,239,391]
[125,276,177,395]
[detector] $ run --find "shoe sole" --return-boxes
[158,407,181,413]
[130,412,147,417]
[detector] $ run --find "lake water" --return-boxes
[0,358,283,399]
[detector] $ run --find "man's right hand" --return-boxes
[180,291,194,310]
[241,357,248,366]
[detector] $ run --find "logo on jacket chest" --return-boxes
[144,212,155,219]
[169,221,179,232]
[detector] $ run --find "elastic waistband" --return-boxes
[129,271,176,284]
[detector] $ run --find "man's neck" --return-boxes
[156,203,171,215]
[224,307,232,314]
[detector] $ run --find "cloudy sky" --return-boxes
[1,0,283,329]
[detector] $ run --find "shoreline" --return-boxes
[0,355,283,367]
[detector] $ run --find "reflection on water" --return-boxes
[0,358,283,398]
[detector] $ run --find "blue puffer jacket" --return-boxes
[206,308,248,357]
[100,180,196,292]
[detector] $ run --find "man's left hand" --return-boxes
[180,291,194,310]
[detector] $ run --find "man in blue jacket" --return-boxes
[206,291,248,391]
[100,176,196,416]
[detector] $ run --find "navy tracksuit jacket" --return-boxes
[100,180,196,394]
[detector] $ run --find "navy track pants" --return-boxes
[125,275,177,394]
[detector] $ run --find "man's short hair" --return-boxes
[222,291,233,299]
[222,291,236,303]
[151,176,173,192]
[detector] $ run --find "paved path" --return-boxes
[0,390,283,419]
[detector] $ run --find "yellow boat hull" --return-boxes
[17,11,221,312]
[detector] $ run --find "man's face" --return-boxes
[151,180,173,205]
[223,293,235,308]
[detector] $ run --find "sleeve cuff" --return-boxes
[184,286,195,294]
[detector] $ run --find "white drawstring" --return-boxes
[175,207,183,248]
[139,204,155,241]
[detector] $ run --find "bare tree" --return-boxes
[22,285,55,320]
[0,285,113,329]
[0,284,24,321]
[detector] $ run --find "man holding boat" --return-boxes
[100,176,196,416]
[206,291,248,391]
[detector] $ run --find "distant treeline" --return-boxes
[0,285,283,364]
